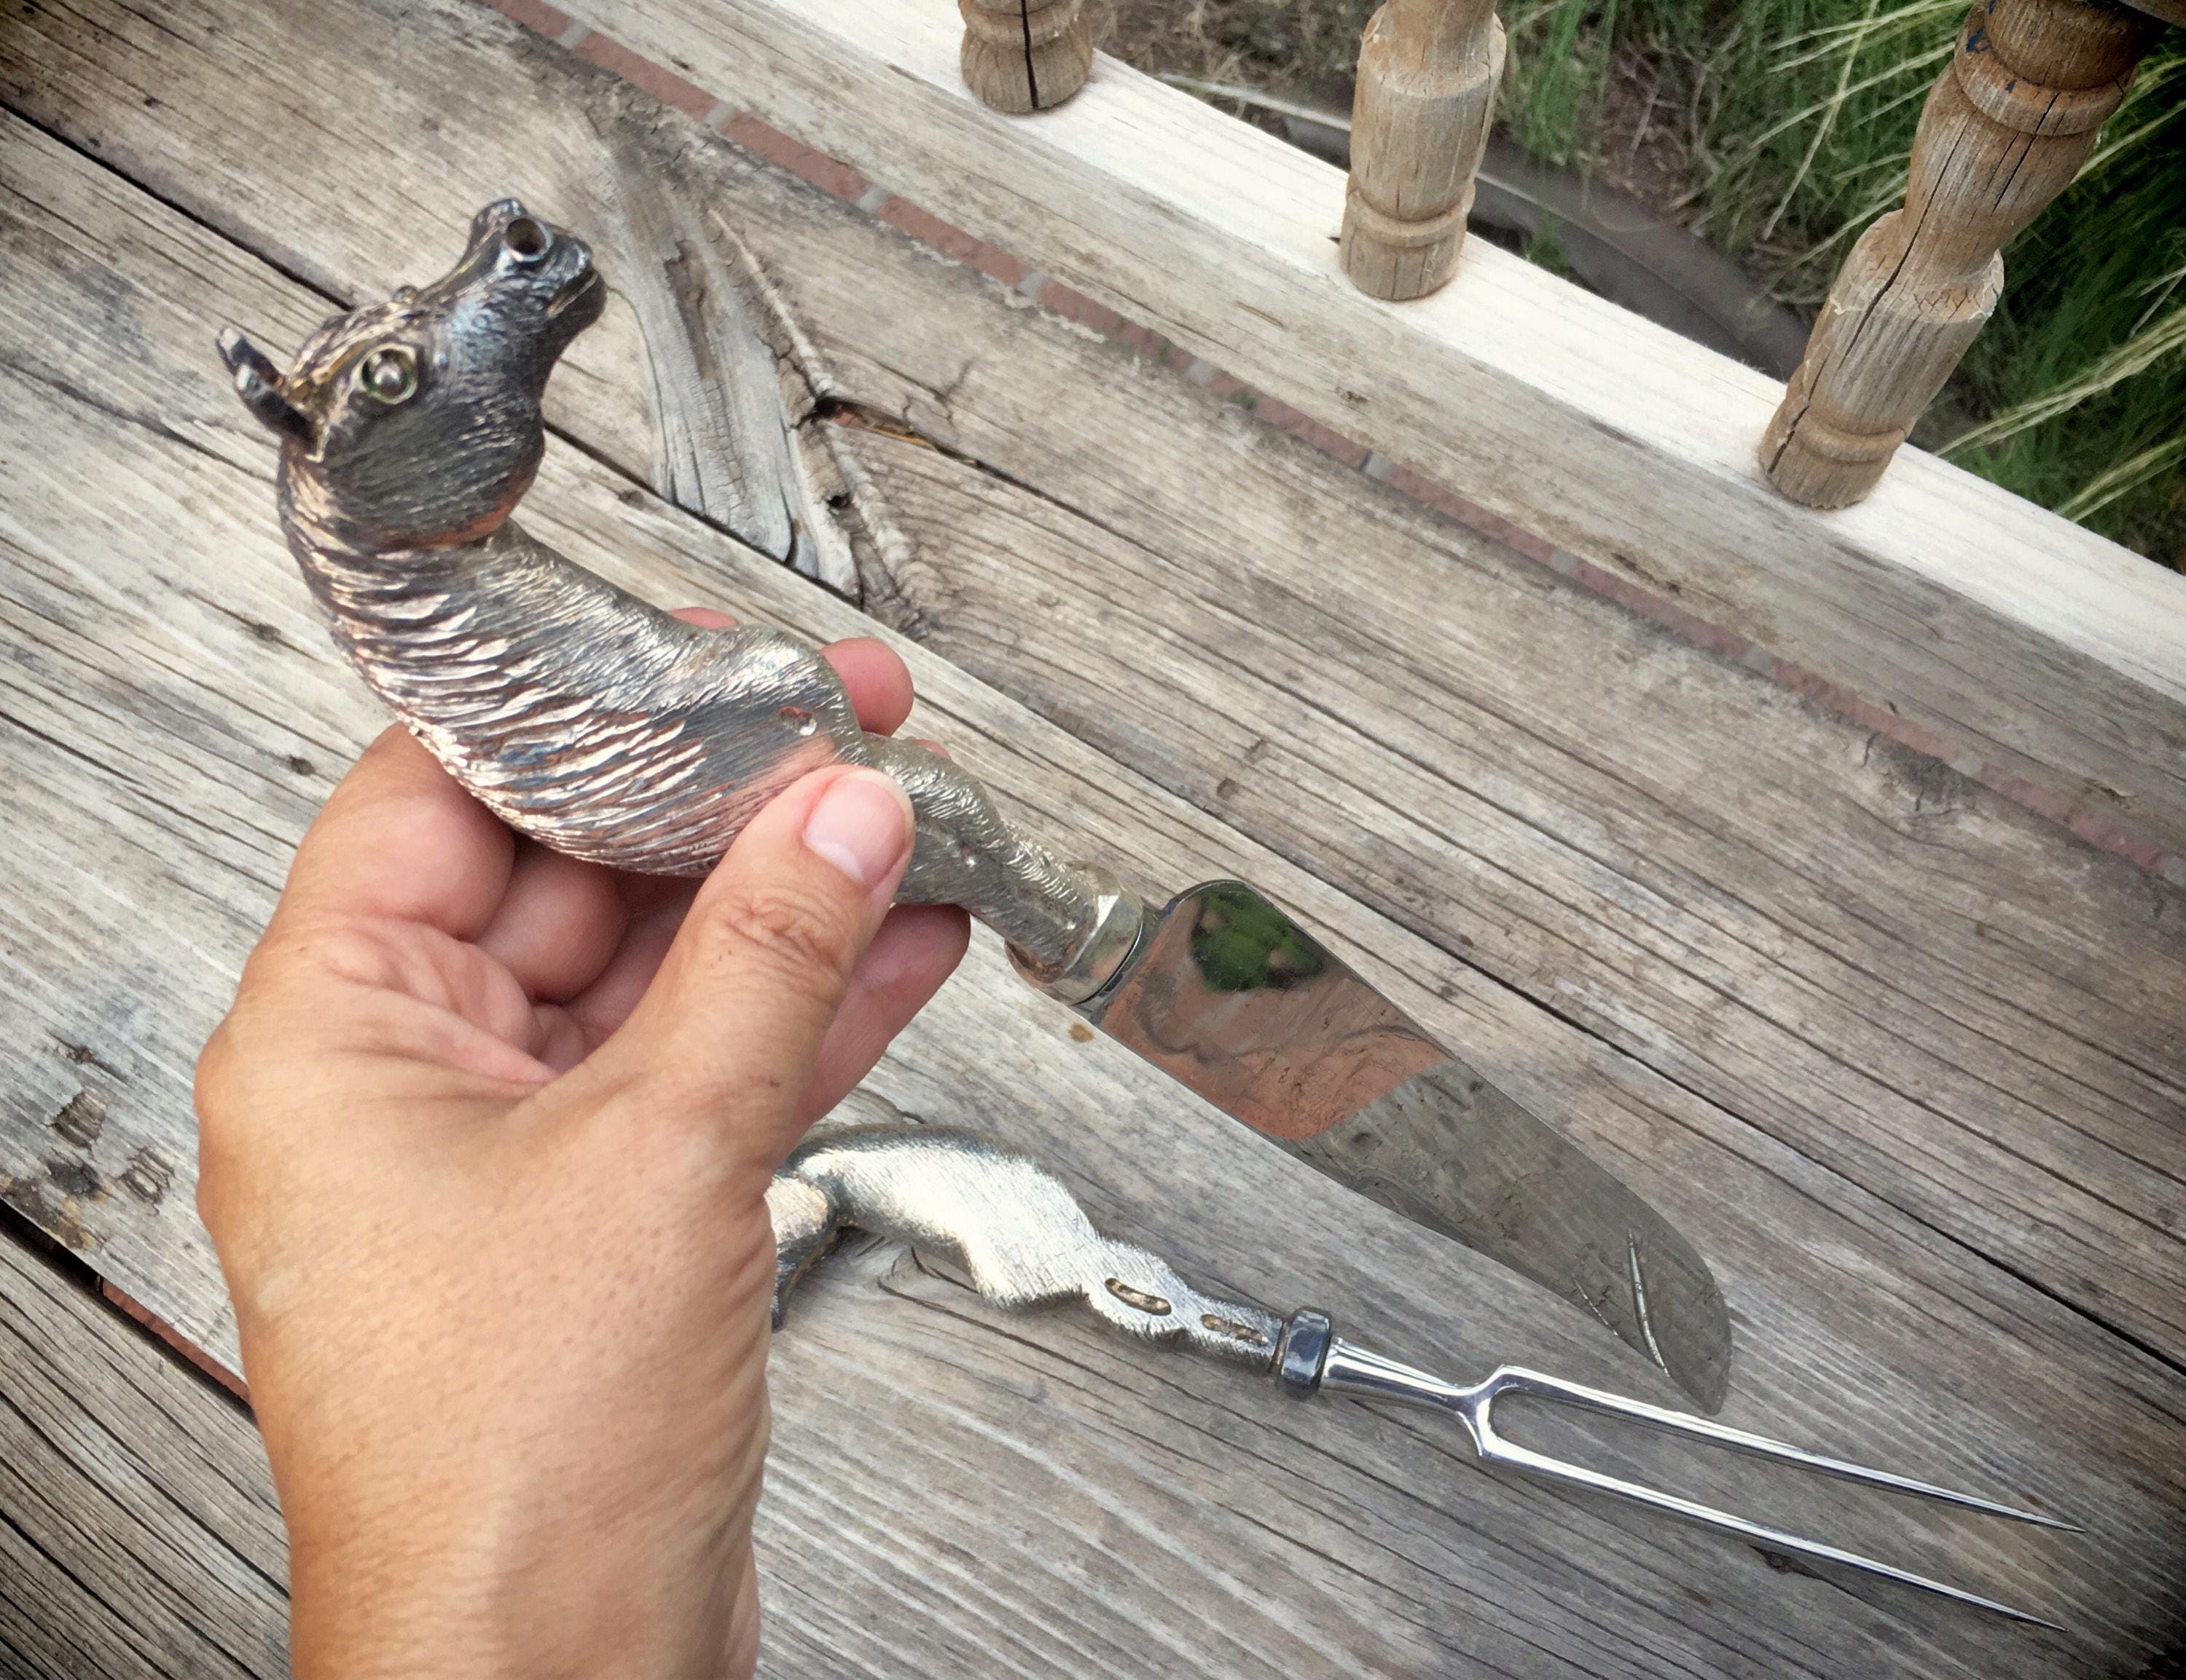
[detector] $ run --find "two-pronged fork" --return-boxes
[767,1124,2071,1627]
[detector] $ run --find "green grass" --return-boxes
[1110,0,2186,566]
[1520,0,2186,564]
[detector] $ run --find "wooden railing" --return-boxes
[957,0,2172,514]
[1340,0,1505,301]
[957,0,1093,114]
[1758,0,2167,506]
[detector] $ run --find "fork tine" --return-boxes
[1470,1369,2065,1628]
[1476,1427,2062,1627]
[1482,1367,2076,1530]
[1312,1342,2068,1625]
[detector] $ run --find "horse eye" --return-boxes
[359,345,418,405]
[502,216,550,264]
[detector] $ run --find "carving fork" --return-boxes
[769,1126,2072,1628]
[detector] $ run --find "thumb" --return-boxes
[597,765,915,1155]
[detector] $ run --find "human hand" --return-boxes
[194,619,968,1680]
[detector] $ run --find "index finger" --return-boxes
[273,726,515,941]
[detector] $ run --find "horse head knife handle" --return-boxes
[218,200,1141,998]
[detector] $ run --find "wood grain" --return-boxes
[822,392,2186,1362]
[4,3,2186,1660]
[958,0,1094,114]
[9,0,2180,1367]
[4,10,2186,1676]
[1341,0,1505,299]
[545,0,2186,874]
[0,1232,288,1679]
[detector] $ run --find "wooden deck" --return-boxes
[2,0,2183,1674]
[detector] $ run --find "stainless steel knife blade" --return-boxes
[1079,882,1731,1412]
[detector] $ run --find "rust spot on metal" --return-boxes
[1200,1313,1271,1347]
[1102,1278,1172,1316]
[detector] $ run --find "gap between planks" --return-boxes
[0,1215,286,1680]
[12,0,2186,1389]
[6,0,2184,1405]
[555,0,2186,881]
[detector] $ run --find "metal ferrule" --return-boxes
[1006,866,1146,1005]
[1274,1309,1334,1396]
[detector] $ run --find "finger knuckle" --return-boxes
[698,880,862,1003]
[192,1017,236,1111]
[190,1024,253,1236]
[192,1008,265,1145]
[269,922,404,989]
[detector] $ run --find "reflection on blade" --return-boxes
[1293,1056,1730,1411]
[1085,882,1732,1411]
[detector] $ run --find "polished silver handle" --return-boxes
[861,734,1142,1000]
[223,190,1145,1002]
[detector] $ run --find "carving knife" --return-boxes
[1014,876,1729,1412]
[222,200,1731,1413]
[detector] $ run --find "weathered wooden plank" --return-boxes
[2,103,2185,1676]
[824,422,2186,1360]
[0,1230,288,1679]
[549,0,2186,875]
[690,143,2186,1363]
[9,0,2183,1376]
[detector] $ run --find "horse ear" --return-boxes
[470,197,524,245]
[217,328,314,446]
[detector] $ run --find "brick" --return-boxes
[1036,282,1121,334]
[574,32,716,122]
[961,242,1029,287]
[718,112,869,201]
[877,199,1027,286]
[484,0,573,40]
[1279,413,1369,470]
[1109,322,1166,358]
[1384,464,1554,564]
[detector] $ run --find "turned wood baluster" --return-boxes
[1342,0,1506,301]
[1762,0,2155,508]
[960,0,1094,114]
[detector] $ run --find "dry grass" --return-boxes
[1105,0,2185,567]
